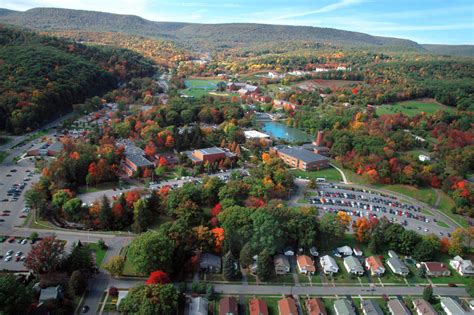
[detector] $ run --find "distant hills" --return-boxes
[0,7,471,56]
[422,44,474,57]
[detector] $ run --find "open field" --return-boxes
[290,167,342,182]
[380,185,437,206]
[376,99,456,117]
[179,78,222,98]
[435,190,469,228]
[295,79,362,91]
[86,242,107,267]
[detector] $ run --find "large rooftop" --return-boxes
[274,145,329,163]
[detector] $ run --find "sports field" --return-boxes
[376,100,456,117]
[179,79,222,98]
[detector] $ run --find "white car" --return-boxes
[20,239,28,245]
[424,228,429,232]
[6,250,13,256]
[4,256,12,262]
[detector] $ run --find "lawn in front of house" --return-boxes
[290,167,342,182]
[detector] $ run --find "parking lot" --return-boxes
[0,237,33,271]
[310,183,453,236]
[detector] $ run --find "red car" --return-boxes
[7,237,15,243]
[19,215,26,218]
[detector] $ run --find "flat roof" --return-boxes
[244,130,270,139]
[197,147,225,155]
[275,145,329,163]
[125,153,154,168]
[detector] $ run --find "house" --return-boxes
[270,145,330,171]
[412,299,437,315]
[388,250,399,258]
[249,298,269,315]
[418,155,431,162]
[199,253,221,273]
[284,248,295,256]
[333,299,356,315]
[320,255,339,275]
[440,297,469,315]
[39,286,64,304]
[306,298,327,315]
[337,246,353,256]
[272,99,299,111]
[365,256,386,276]
[278,297,298,315]
[387,256,409,277]
[184,147,236,165]
[353,247,363,257]
[274,254,291,275]
[361,300,384,315]
[188,297,209,315]
[344,256,364,276]
[450,256,474,276]
[387,299,411,315]
[122,153,154,177]
[421,262,451,277]
[219,297,238,315]
[297,255,316,275]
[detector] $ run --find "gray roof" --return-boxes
[200,253,221,269]
[39,286,62,302]
[388,257,409,274]
[125,153,154,168]
[48,141,63,152]
[388,250,399,258]
[274,145,329,163]
[334,300,355,315]
[196,147,225,155]
[361,300,384,315]
[441,297,469,315]
[387,299,411,315]
[413,299,437,315]
[344,256,364,273]
[274,254,290,268]
[301,143,329,151]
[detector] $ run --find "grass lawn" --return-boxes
[290,167,342,182]
[380,184,436,206]
[0,151,8,163]
[86,242,107,267]
[376,100,456,117]
[267,274,295,285]
[436,221,450,228]
[78,182,117,194]
[179,79,222,98]
[121,247,146,277]
[435,190,469,228]
[321,298,336,315]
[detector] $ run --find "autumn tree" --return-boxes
[146,270,170,285]
[118,284,179,314]
[25,236,65,274]
[103,255,125,277]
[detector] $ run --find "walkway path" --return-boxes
[330,163,349,184]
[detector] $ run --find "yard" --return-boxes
[376,99,456,117]
[86,242,107,267]
[290,167,342,182]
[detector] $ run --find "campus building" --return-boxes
[270,145,330,171]
[122,153,154,177]
[184,147,236,165]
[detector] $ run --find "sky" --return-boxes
[1,0,473,44]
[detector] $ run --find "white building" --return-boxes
[320,255,339,275]
[337,246,353,256]
[441,297,469,315]
[418,154,431,162]
[244,130,271,139]
[450,256,474,276]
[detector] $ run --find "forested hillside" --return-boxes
[422,44,474,57]
[0,7,425,52]
[0,26,155,133]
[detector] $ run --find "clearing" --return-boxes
[376,99,456,117]
[290,167,342,182]
[179,78,223,98]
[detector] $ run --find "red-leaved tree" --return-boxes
[25,236,65,274]
[145,270,170,285]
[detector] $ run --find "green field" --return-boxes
[435,190,469,228]
[290,167,342,182]
[179,79,223,98]
[376,100,456,117]
[380,184,437,205]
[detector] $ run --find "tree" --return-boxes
[132,199,152,233]
[239,242,254,268]
[99,195,113,230]
[256,249,273,281]
[65,242,93,273]
[127,231,175,274]
[399,230,421,255]
[62,197,83,222]
[69,270,88,296]
[413,235,440,261]
[103,255,125,277]
[146,270,170,285]
[118,284,179,315]
[52,190,71,214]
[223,251,238,281]
[352,217,371,243]
[0,274,33,315]
[25,236,65,274]
[423,285,434,303]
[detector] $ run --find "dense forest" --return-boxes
[0,26,155,133]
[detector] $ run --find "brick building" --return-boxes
[270,145,330,171]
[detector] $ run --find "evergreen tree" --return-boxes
[132,199,152,233]
[256,249,273,281]
[223,251,238,281]
[69,270,88,296]
[423,285,434,303]
[239,243,254,268]
[99,195,113,230]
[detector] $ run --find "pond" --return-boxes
[261,121,313,143]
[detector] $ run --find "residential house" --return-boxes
[297,255,316,275]
[270,145,330,171]
[188,297,209,315]
[320,255,339,275]
[274,254,291,275]
[450,256,474,276]
[278,297,298,315]
[412,299,437,315]
[199,253,221,273]
[344,256,364,276]
[39,286,64,304]
[388,250,399,258]
[387,299,411,315]
[333,299,356,315]
[219,297,238,315]
[387,256,409,277]
[249,298,269,315]
[306,298,327,315]
[440,297,469,315]
[184,147,236,165]
[365,256,385,276]
[421,262,451,277]
[361,300,384,315]
[337,246,353,256]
